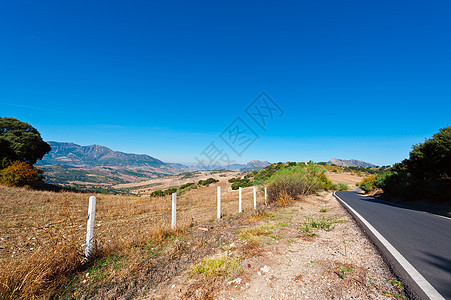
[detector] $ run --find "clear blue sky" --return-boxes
[1,0,450,166]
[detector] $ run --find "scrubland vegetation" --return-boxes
[229,162,349,195]
[266,164,336,205]
[0,160,355,299]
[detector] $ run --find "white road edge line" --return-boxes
[435,214,451,221]
[333,191,445,300]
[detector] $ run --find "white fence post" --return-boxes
[239,187,242,213]
[85,196,96,260]
[265,187,267,205]
[217,186,221,219]
[171,193,177,229]
[253,187,257,210]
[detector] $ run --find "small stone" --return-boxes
[227,278,242,285]
[171,284,176,289]
[260,265,271,273]
[257,271,262,276]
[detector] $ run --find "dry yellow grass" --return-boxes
[326,172,362,188]
[0,181,264,298]
[112,170,239,194]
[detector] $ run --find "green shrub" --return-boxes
[265,164,333,204]
[358,175,376,192]
[231,178,253,190]
[180,182,193,189]
[335,183,349,191]
[0,161,42,185]
[164,187,177,195]
[150,189,165,197]
[197,178,219,186]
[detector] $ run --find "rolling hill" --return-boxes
[36,142,270,192]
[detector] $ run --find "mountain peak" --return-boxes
[328,158,375,168]
[241,160,271,171]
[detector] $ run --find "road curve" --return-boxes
[335,191,451,299]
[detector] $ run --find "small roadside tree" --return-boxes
[0,117,51,166]
[0,117,50,185]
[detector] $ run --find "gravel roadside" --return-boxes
[217,192,407,299]
[145,192,407,299]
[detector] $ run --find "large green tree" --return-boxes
[407,126,451,181]
[0,117,51,166]
[376,126,451,201]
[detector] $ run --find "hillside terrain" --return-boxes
[0,171,405,299]
[36,142,270,192]
[328,158,376,168]
[38,142,166,167]
[113,169,239,194]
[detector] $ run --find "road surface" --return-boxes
[335,191,451,299]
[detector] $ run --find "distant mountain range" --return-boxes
[36,142,376,191]
[192,160,271,172]
[36,141,270,190]
[327,158,376,168]
[38,142,270,171]
[38,142,166,168]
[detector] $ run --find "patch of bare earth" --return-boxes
[113,170,239,194]
[152,192,407,299]
[327,172,363,189]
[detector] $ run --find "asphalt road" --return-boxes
[335,191,451,299]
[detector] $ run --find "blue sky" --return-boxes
[1,1,449,166]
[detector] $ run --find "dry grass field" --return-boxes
[113,170,239,194]
[326,171,363,189]
[0,179,264,299]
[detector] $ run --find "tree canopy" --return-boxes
[360,126,451,201]
[0,117,51,166]
[404,126,451,181]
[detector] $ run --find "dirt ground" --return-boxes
[113,170,239,194]
[326,172,363,189]
[143,192,407,299]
